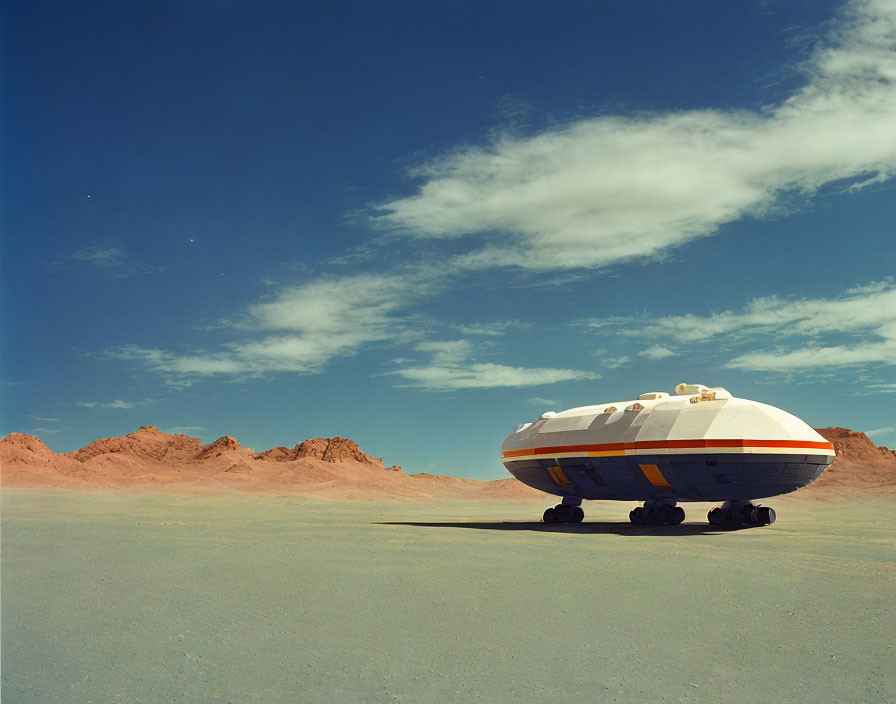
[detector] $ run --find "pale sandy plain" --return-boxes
[2,489,894,704]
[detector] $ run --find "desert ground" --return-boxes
[3,489,894,703]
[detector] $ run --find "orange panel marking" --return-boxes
[547,465,572,486]
[639,464,671,488]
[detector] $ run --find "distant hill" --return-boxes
[1,425,893,499]
[0,425,543,501]
[809,427,896,495]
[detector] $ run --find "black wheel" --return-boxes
[658,505,674,525]
[721,509,741,530]
[646,507,660,526]
[570,506,584,523]
[630,507,645,525]
[707,507,721,526]
[543,507,557,524]
[673,506,685,525]
[757,506,776,525]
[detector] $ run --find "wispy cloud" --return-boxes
[638,345,677,360]
[373,0,896,271]
[53,243,163,277]
[27,415,67,435]
[76,399,147,409]
[617,280,896,342]
[865,426,895,438]
[527,396,559,406]
[164,426,206,435]
[723,284,896,372]
[601,355,631,369]
[730,342,896,372]
[390,339,598,391]
[392,363,598,391]
[454,320,528,336]
[584,280,896,376]
[111,273,432,385]
[62,245,126,269]
[868,383,896,392]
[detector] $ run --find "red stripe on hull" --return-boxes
[502,438,834,458]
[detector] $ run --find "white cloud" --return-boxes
[76,399,146,409]
[625,280,896,343]
[63,245,126,269]
[723,283,896,371]
[393,362,598,391]
[411,340,474,365]
[372,0,896,271]
[164,426,206,435]
[586,280,896,374]
[602,355,631,369]
[246,274,414,334]
[390,339,598,391]
[865,426,895,437]
[232,274,427,372]
[54,243,165,277]
[28,415,61,422]
[868,383,896,392]
[112,273,429,383]
[638,345,677,360]
[528,396,559,406]
[454,320,527,336]
[728,341,896,371]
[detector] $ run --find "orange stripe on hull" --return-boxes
[502,438,834,458]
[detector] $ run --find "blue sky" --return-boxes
[2,0,894,478]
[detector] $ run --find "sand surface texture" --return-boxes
[3,490,894,703]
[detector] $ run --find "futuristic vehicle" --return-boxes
[501,383,834,529]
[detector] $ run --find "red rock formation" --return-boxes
[194,435,244,461]
[264,437,384,465]
[70,425,202,463]
[15,423,892,499]
[0,433,54,461]
[1,425,543,499]
[811,427,896,493]
[254,446,291,462]
[290,437,329,460]
[0,433,86,481]
[817,427,896,465]
[321,437,380,465]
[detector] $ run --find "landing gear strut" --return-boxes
[629,499,685,526]
[707,501,776,529]
[543,502,585,524]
